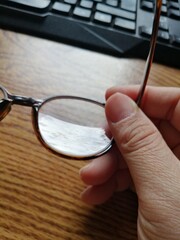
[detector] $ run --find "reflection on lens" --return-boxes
[38,97,112,159]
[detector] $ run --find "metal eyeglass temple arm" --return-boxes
[136,0,162,107]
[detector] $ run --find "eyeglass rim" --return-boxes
[32,96,113,160]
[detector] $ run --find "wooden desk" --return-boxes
[0,29,179,240]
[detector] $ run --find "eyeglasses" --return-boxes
[0,0,162,160]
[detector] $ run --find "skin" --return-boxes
[79,86,180,240]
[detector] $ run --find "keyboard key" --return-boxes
[121,0,137,12]
[168,9,180,19]
[168,1,180,9]
[158,30,170,42]
[64,0,77,4]
[161,5,168,15]
[141,1,154,12]
[139,26,152,37]
[159,16,169,30]
[73,6,91,19]
[105,0,118,7]
[52,2,71,15]
[114,17,136,32]
[96,3,136,20]
[80,0,93,9]
[0,0,51,12]
[172,35,180,46]
[94,11,112,25]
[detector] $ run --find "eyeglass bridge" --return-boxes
[9,95,42,107]
[0,94,42,121]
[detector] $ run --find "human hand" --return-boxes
[79,86,180,240]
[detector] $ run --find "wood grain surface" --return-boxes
[0,29,179,240]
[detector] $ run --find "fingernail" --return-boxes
[79,162,93,176]
[106,93,136,123]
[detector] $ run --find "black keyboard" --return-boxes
[0,0,180,68]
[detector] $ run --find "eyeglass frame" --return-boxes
[0,85,112,160]
[0,0,162,160]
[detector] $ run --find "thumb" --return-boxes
[105,93,179,198]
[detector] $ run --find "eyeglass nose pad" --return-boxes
[0,99,12,121]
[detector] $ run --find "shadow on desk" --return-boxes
[83,191,138,239]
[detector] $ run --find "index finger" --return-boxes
[106,85,180,131]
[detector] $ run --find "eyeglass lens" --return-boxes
[37,98,112,159]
